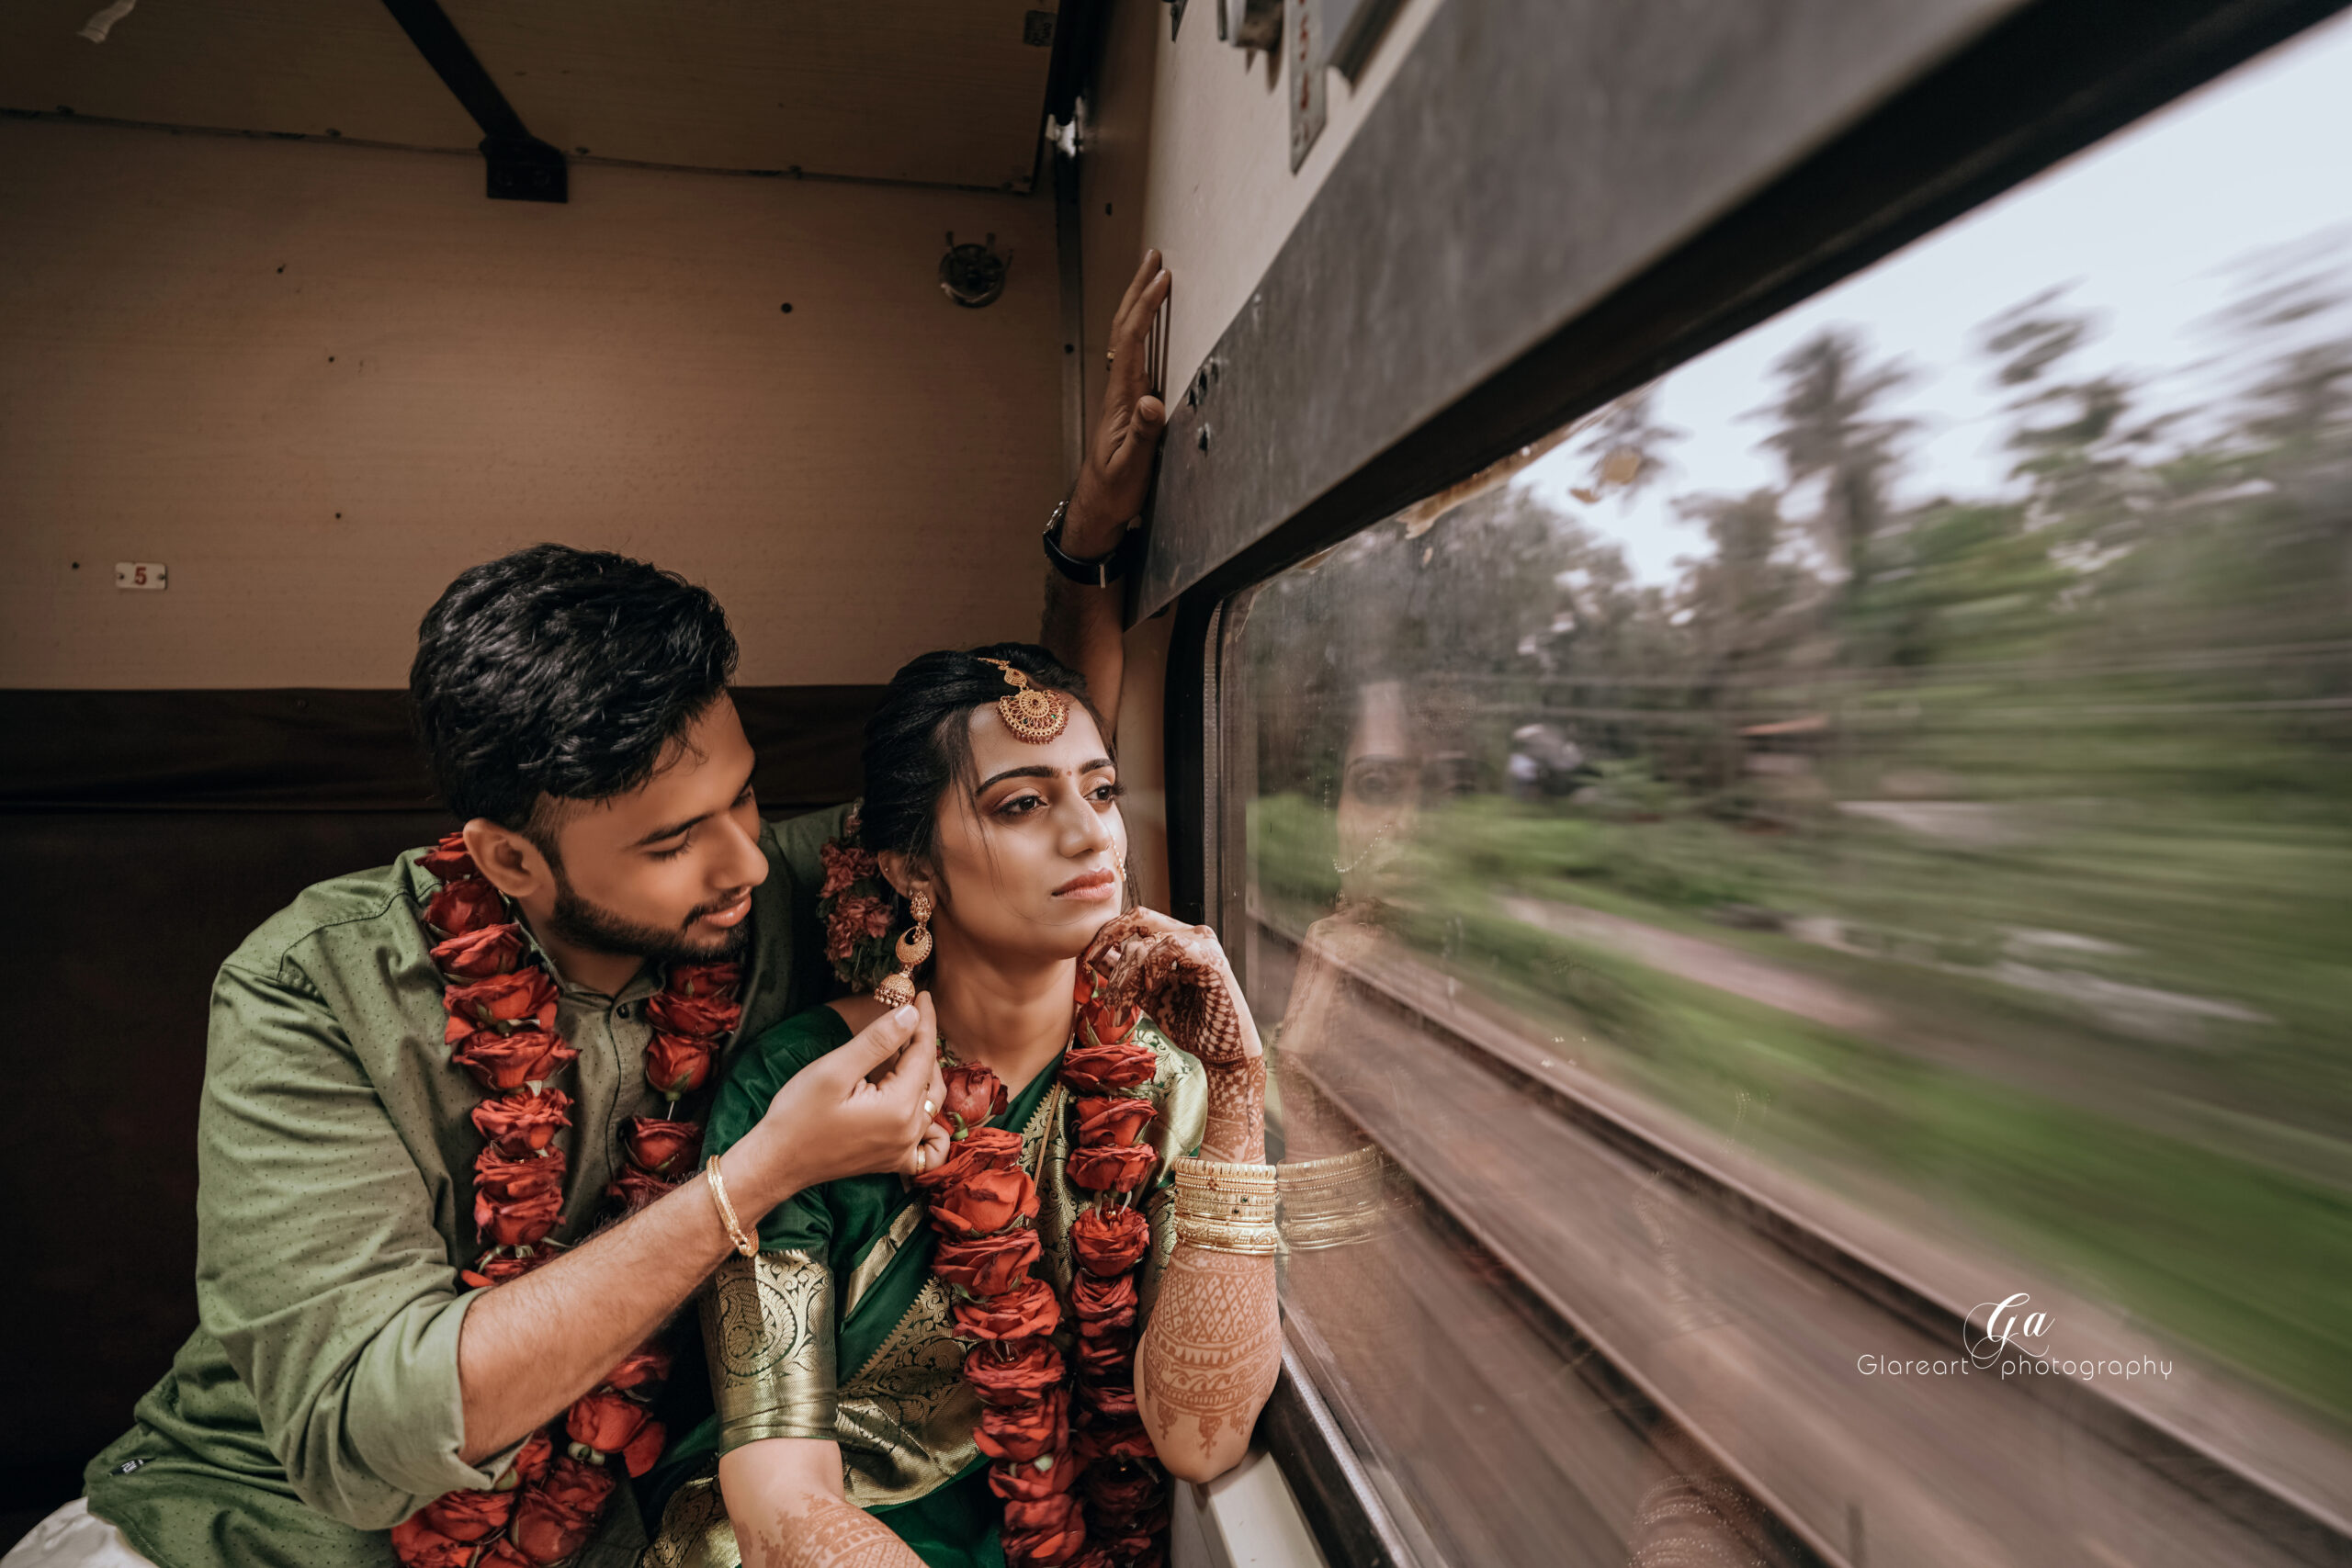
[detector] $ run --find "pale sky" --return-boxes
[1516,8,2352,587]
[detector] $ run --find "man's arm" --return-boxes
[1039,250,1172,738]
[198,956,942,1527]
[455,997,950,1460]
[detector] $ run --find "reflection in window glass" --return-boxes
[1236,17,2352,1566]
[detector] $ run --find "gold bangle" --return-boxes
[706,1156,758,1259]
[1170,1156,1280,1195]
[1172,1215,1282,1255]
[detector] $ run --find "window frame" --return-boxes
[1145,1,2352,1562]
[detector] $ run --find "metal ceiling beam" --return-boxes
[378,0,564,201]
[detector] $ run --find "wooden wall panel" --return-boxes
[0,119,1066,688]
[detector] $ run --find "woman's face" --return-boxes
[921,698,1127,964]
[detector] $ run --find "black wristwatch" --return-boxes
[1043,500,1139,587]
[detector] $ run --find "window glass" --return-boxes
[1231,17,2352,1565]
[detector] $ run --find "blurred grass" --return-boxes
[1252,789,2352,1429]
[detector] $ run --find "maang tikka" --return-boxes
[978,657,1069,743]
[873,887,933,1009]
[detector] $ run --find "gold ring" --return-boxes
[914,1146,928,1173]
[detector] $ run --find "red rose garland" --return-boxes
[914,970,1170,1568]
[391,833,742,1568]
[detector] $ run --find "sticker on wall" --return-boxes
[114,562,166,591]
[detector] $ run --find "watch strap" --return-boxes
[1044,500,1138,587]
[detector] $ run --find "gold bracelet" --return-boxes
[1172,1213,1283,1255]
[1170,1156,1280,1236]
[705,1156,758,1259]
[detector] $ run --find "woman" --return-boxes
[644,644,1281,1568]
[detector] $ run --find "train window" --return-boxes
[1227,15,2352,1567]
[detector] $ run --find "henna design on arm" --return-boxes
[1139,1243,1282,1467]
[742,1493,922,1568]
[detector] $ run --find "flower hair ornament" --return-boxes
[978,657,1069,744]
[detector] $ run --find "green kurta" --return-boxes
[82,806,851,1568]
[641,1006,1206,1568]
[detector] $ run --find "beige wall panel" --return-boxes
[0,120,1063,689]
[1080,0,1445,411]
[0,0,474,148]
[447,0,1060,189]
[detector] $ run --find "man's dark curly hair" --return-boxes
[410,544,739,830]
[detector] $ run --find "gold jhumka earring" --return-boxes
[977,657,1069,743]
[873,888,933,1009]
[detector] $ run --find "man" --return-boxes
[6,254,1172,1568]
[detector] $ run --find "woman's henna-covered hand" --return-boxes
[1082,908,1264,1165]
[1083,910,1258,1069]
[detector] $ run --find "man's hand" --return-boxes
[729,995,952,1215]
[457,997,948,1464]
[1064,249,1173,555]
[1043,250,1173,733]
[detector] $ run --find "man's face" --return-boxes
[536,695,769,965]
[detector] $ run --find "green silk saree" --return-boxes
[641,1005,1205,1568]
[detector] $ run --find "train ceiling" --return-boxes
[0,0,1065,192]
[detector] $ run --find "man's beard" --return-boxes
[545,867,752,966]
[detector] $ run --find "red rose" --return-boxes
[1080,1381,1137,1420]
[1070,1272,1137,1331]
[666,961,742,1001]
[818,839,877,898]
[1002,1502,1089,1567]
[452,1029,578,1094]
[622,1115,702,1177]
[419,833,479,882]
[476,1184,563,1249]
[567,1391,664,1473]
[1071,1205,1151,1277]
[646,990,739,1039]
[989,1445,1077,1502]
[606,1165,675,1213]
[1074,1096,1157,1148]
[934,1230,1043,1298]
[472,1089,573,1157]
[952,1278,1061,1343]
[929,1168,1038,1239]
[1075,1420,1156,1464]
[424,876,506,939]
[912,1127,1022,1191]
[1065,1551,1116,1568]
[1060,1041,1158,1095]
[460,1247,556,1289]
[475,1147,563,1202]
[476,1543,534,1568]
[1066,1143,1157,1194]
[1076,1335,1133,1378]
[444,968,560,1044]
[1101,1534,1163,1568]
[940,1062,1010,1134]
[432,922,524,979]
[602,1343,672,1392]
[964,1338,1064,1407]
[1077,978,1141,1044]
[508,1458,613,1563]
[1004,1492,1081,1538]
[824,894,885,964]
[974,1387,1069,1463]
[388,1515,472,1568]
[507,1428,553,1486]
[1084,1463,1160,1521]
[416,1487,514,1542]
[644,1033,716,1098]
